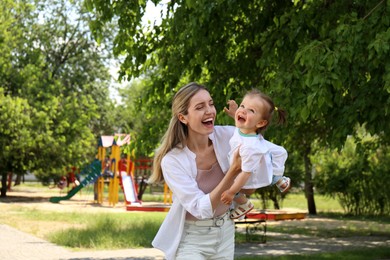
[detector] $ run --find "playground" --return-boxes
[43,134,172,212]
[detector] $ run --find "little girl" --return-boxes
[221,89,291,219]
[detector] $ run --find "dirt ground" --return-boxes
[1,187,390,258]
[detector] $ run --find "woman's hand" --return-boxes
[230,147,241,176]
[223,100,238,119]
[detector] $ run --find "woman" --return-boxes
[149,82,241,260]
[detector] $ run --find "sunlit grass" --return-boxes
[9,181,57,193]
[249,192,344,213]
[281,193,343,212]
[0,203,166,249]
[48,213,165,249]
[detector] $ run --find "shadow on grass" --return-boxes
[236,246,390,260]
[0,195,50,203]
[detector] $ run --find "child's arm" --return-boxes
[221,171,251,204]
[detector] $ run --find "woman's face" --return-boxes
[179,89,216,136]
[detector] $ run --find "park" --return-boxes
[1,0,390,259]
[1,133,389,259]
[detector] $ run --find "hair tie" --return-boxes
[274,106,278,111]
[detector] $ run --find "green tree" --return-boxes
[87,0,390,214]
[0,89,35,196]
[0,0,115,196]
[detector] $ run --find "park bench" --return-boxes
[234,210,307,243]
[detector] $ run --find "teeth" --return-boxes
[203,118,213,122]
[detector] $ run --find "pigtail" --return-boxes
[273,106,287,125]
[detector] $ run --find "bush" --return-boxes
[312,125,390,216]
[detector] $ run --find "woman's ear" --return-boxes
[178,114,187,125]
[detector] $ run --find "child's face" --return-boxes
[235,95,267,134]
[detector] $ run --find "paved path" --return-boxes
[1,224,390,260]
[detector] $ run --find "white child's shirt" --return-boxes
[228,128,287,189]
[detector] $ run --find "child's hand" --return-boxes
[221,190,235,205]
[223,100,238,119]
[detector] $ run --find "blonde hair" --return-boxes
[148,82,208,183]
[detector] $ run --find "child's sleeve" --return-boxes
[265,141,288,176]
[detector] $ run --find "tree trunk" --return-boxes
[14,174,22,186]
[7,172,13,191]
[1,171,8,197]
[304,147,317,215]
[270,190,280,209]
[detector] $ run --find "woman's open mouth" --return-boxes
[202,118,214,126]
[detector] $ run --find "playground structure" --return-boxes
[50,134,136,205]
[50,134,172,209]
[126,157,172,212]
[95,134,140,206]
[49,159,102,203]
[96,134,172,209]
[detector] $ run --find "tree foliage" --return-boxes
[0,89,35,172]
[115,77,169,158]
[0,0,115,196]
[86,0,390,214]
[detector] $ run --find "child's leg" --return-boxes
[231,189,255,219]
[233,188,256,204]
[274,176,291,193]
[272,175,281,185]
[233,192,247,205]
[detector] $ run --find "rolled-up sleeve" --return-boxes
[265,140,288,176]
